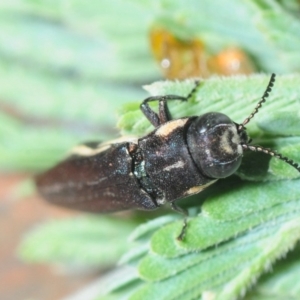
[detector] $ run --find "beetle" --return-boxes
[36,74,300,239]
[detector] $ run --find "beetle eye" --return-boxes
[187,112,243,178]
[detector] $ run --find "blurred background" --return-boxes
[1,1,300,299]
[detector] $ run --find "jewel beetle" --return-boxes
[36,74,300,239]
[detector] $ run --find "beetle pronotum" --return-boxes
[36,74,300,240]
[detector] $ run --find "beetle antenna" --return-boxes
[185,80,201,101]
[241,144,300,172]
[238,73,276,131]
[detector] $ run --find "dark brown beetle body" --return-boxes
[36,141,157,212]
[36,74,300,234]
[36,112,246,213]
[136,117,214,206]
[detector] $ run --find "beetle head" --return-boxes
[187,73,300,179]
[187,112,247,178]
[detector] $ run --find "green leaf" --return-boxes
[256,10,300,70]
[118,216,179,266]
[0,1,157,82]
[111,74,300,299]
[118,74,300,137]
[0,1,157,171]
[150,180,300,257]
[19,216,137,266]
[128,215,179,242]
[118,243,150,266]
[131,217,300,300]
[7,2,300,299]
[245,244,300,299]
[257,111,300,136]
[16,73,300,300]
[138,218,271,282]
[96,278,142,300]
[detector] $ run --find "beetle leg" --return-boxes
[140,81,201,127]
[140,95,187,127]
[158,100,171,124]
[170,201,189,241]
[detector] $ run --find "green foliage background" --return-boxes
[1,0,300,299]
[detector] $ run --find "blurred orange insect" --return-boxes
[149,27,255,79]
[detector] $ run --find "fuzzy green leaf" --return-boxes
[0,1,157,82]
[148,179,300,257]
[19,216,137,266]
[0,1,158,171]
[118,74,300,137]
[131,217,300,300]
[138,219,272,282]
[113,74,300,299]
[128,215,179,242]
[245,244,300,299]
[257,111,300,136]
[5,2,300,298]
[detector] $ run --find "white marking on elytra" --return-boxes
[103,191,115,197]
[184,180,217,196]
[163,160,185,171]
[155,118,189,138]
[100,135,138,145]
[40,180,82,194]
[70,136,138,157]
[70,144,110,156]
[86,177,107,186]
